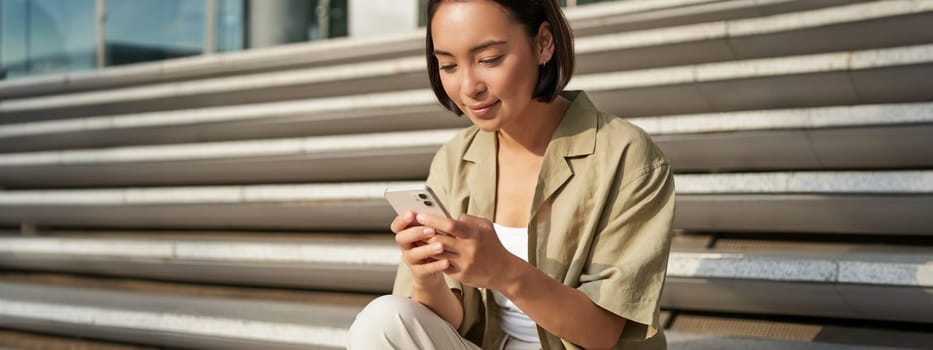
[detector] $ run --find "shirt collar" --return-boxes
[462,90,598,164]
[459,90,599,237]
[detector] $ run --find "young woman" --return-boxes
[349,1,675,349]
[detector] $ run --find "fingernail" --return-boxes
[432,243,443,252]
[423,228,433,237]
[416,213,426,222]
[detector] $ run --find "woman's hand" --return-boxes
[416,212,525,290]
[390,211,450,289]
[390,210,466,329]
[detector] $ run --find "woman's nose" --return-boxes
[460,68,487,100]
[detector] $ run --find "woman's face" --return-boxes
[431,1,549,132]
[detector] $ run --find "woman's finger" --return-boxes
[416,212,469,238]
[389,211,416,234]
[394,226,434,248]
[411,258,450,276]
[402,241,445,265]
[425,234,460,255]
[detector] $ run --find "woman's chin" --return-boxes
[470,119,502,133]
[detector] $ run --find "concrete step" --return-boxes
[0,0,858,100]
[576,43,933,117]
[0,239,929,335]
[666,332,915,350]
[0,129,457,187]
[0,307,922,350]
[0,171,929,233]
[1,103,931,187]
[2,1,930,122]
[2,42,932,153]
[0,90,466,152]
[568,0,873,37]
[0,232,398,293]
[576,0,933,74]
[0,328,167,350]
[637,103,933,172]
[0,281,360,350]
[664,311,933,349]
[662,250,933,323]
[0,271,928,350]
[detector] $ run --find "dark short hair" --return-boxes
[425,0,575,116]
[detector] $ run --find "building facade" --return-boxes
[0,0,615,80]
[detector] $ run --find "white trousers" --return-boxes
[348,295,540,350]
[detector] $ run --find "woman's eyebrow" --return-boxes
[434,40,507,57]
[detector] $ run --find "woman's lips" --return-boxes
[468,100,500,118]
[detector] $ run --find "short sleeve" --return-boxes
[576,158,675,344]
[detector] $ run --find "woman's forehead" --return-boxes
[431,1,526,53]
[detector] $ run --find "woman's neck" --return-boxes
[497,97,570,156]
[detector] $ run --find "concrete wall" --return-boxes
[349,0,418,37]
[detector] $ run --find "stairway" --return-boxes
[0,0,930,348]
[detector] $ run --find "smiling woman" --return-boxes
[348,1,675,350]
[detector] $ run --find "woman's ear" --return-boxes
[536,21,555,65]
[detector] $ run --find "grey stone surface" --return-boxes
[0,236,400,266]
[667,252,838,282]
[728,0,931,37]
[1,171,931,206]
[839,260,933,287]
[668,251,933,287]
[3,235,929,287]
[2,39,932,138]
[630,102,933,135]
[0,282,355,349]
[675,171,933,194]
[0,56,425,113]
[0,89,436,138]
[2,18,931,118]
[668,333,907,350]
[0,128,458,166]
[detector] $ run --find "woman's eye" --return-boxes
[480,56,504,65]
[439,63,457,72]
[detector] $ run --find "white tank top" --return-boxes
[491,223,541,343]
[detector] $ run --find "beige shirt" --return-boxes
[393,91,676,350]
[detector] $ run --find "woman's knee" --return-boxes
[349,295,424,335]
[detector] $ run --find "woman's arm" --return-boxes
[501,256,626,349]
[418,213,627,349]
[409,274,464,329]
[392,211,464,329]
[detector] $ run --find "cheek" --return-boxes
[439,74,460,105]
[489,59,537,100]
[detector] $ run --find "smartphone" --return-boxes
[384,184,451,219]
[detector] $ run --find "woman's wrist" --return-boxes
[410,272,464,329]
[496,255,536,298]
[411,272,447,295]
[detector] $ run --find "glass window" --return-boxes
[245,0,345,48]
[1,0,96,80]
[216,0,245,52]
[104,0,205,66]
[417,0,427,27]
[416,0,625,27]
[308,0,347,41]
[321,0,348,39]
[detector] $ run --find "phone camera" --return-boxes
[424,201,433,207]
[417,193,428,200]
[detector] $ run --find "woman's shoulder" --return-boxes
[594,110,668,169]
